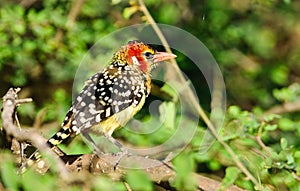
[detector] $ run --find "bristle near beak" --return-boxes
[153,52,177,63]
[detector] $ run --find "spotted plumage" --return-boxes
[47,40,177,152]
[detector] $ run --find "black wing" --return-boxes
[62,63,147,135]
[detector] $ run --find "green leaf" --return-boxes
[111,0,122,4]
[18,102,36,119]
[222,120,243,141]
[218,166,241,191]
[22,170,56,191]
[158,4,180,24]
[278,118,295,131]
[263,114,280,122]
[294,151,300,158]
[160,83,178,101]
[125,170,153,191]
[123,6,139,19]
[273,88,292,102]
[159,102,176,129]
[93,176,124,191]
[1,160,19,191]
[208,160,221,171]
[280,137,288,150]
[227,105,241,118]
[264,124,278,131]
[286,153,295,165]
[173,153,197,190]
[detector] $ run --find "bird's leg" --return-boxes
[103,133,128,153]
[81,131,104,155]
[103,133,130,168]
[82,130,129,167]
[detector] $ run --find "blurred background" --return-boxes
[1,0,300,190]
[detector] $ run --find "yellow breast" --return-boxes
[91,94,146,136]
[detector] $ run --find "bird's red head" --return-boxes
[114,40,176,73]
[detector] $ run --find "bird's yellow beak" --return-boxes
[153,52,177,63]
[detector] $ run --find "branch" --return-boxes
[1,88,70,179]
[60,154,245,190]
[60,154,174,181]
[65,0,86,29]
[19,0,37,8]
[262,100,300,116]
[137,0,260,187]
[194,173,246,191]
[1,88,246,190]
[54,0,86,43]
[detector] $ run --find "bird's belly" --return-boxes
[91,95,146,136]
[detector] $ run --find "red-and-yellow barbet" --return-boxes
[45,40,176,157]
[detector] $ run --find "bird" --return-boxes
[45,40,177,156]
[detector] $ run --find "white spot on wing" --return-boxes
[106,79,112,84]
[77,96,82,102]
[95,114,101,122]
[105,108,111,117]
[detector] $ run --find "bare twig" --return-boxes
[255,136,272,156]
[194,173,246,191]
[292,172,300,182]
[124,182,132,191]
[33,108,48,129]
[54,0,86,43]
[16,98,33,105]
[262,100,300,116]
[65,0,86,29]
[0,181,5,191]
[1,88,70,179]
[137,0,260,187]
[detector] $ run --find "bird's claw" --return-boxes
[113,148,131,170]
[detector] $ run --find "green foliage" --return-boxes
[157,4,180,24]
[159,101,176,129]
[173,152,197,191]
[125,170,153,191]
[123,5,139,19]
[0,152,126,191]
[43,88,71,122]
[0,153,57,191]
[215,105,300,189]
[273,83,300,102]
[1,155,19,191]
[17,102,37,120]
[218,166,241,191]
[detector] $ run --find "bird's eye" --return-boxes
[143,51,154,59]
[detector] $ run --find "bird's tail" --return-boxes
[18,125,73,173]
[47,125,73,148]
